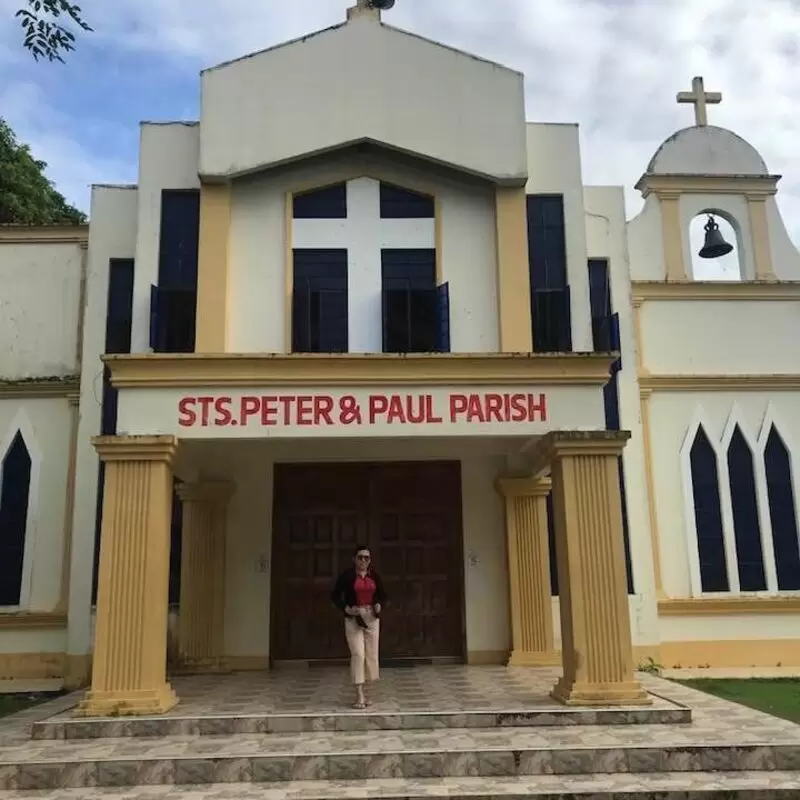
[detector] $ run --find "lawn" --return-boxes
[678,678,800,724]
[0,693,61,719]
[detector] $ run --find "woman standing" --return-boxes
[331,545,387,709]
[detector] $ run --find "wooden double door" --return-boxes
[271,461,464,662]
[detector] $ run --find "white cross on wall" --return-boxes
[677,76,722,127]
[292,177,436,353]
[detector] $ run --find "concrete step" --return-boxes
[32,704,692,740]
[2,724,800,789]
[0,772,799,798]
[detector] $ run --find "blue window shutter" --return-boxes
[690,427,729,592]
[436,283,451,353]
[158,190,200,289]
[727,427,767,591]
[380,183,435,219]
[149,284,160,351]
[765,427,800,590]
[293,184,347,219]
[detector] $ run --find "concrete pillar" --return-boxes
[496,476,557,666]
[532,431,650,706]
[176,481,234,672]
[77,436,178,716]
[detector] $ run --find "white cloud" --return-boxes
[3,0,800,269]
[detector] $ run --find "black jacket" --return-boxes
[331,567,388,615]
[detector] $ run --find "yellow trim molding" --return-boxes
[636,174,780,198]
[639,391,664,597]
[659,597,800,616]
[0,225,88,245]
[639,374,800,392]
[632,281,800,302]
[0,653,66,680]
[659,639,800,669]
[283,169,446,353]
[195,182,232,352]
[0,613,67,631]
[104,352,616,389]
[495,187,533,352]
[0,377,80,399]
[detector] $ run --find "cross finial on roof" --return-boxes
[677,76,722,127]
[348,0,379,20]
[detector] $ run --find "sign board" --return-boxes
[116,385,605,439]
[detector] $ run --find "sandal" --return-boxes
[352,702,366,710]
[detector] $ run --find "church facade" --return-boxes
[1,2,800,711]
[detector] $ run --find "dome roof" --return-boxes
[646,125,768,176]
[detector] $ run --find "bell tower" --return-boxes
[629,76,781,282]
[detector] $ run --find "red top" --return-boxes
[354,574,377,607]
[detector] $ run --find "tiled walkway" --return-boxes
[51,667,679,718]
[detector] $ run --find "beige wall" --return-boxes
[183,438,512,662]
[200,13,527,184]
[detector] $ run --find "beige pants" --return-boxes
[345,609,380,686]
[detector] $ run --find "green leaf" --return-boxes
[0,118,87,225]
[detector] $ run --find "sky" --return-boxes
[2,0,799,277]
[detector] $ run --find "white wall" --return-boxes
[130,123,200,353]
[648,391,800,602]
[67,186,139,659]
[200,14,527,184]
[584,187,660,639]
[228,152,499,354]
[639,300,800,375]
[0,401,70,612]
[525,124,592,352]
[183,438,511,662]
[0,242,83,379]
[627,197,666,281]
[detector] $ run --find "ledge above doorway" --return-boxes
[103,352,617,390]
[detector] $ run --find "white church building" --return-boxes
[1,0,799,709]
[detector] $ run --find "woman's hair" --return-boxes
[354,544,371,556]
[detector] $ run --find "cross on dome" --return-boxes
[677,76,722,127]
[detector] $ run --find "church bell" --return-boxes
[698,215,734,259]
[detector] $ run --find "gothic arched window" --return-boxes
[0,432,32,606]
[689,426,728,592]
[726,426,766,591]
[764,426,800,591]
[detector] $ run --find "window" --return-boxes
[293,183,347,219]
[382,249,449,353]
[764,427,800,590]
[0,433,32,606]
[292,249,348,353]
[93,258,135,604]
[588,258,620,353]
[380,183,434,219]
[151,189,199,353]
[727,427,766,591]
[527,195,572,352]
[689,426,729,592]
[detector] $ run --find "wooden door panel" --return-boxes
[272,462,463,662]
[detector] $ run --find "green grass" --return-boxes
[0,692,61,719]
[678,678,800,724]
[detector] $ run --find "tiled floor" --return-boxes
[2,772,800,799]
[51,667,680,719]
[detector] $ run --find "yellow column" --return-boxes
[495,187,533,352]
[542,431,649,706]
[78,436,179,717]
[657,193,686,281]
[747,196,776,280]
[497,477,557,666]
[177,482,234,672]
[195,182,232,352]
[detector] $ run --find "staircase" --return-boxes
[0,668,798,798]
